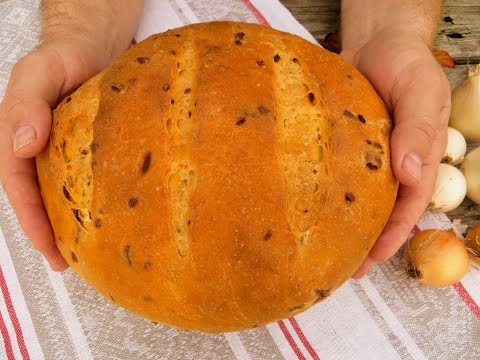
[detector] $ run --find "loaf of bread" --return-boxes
[36,22,397,332]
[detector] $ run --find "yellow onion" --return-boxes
[460,147,480,205]
[403,229,469,288]
[465,224,480,267]
[449,65,480,141]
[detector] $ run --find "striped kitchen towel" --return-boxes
[0,0,478,359]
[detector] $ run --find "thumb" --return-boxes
[389,61,450,186]
[4,47,68,158]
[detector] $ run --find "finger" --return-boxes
[351,257,375,279]
[351,173,435,279]
[3,48,67,158]
[389,59,450,187]
[368,159,439,265]
[0,153,68,271]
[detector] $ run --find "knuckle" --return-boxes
[439,103,451,127]
[1,97,32,130]
[32,237,55,255]
[33,241,49,253]
[0,116,8,133]
[31,241,47,254]
[14,48,48,67]
[10,47,62,89]
[415,122,435,150]
[416,119,437,138]
[10,52,39,77]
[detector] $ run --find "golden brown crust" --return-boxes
[36,22,397,332]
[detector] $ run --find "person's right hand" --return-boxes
[0,41,112,271]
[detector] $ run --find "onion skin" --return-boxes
[403,229,469,288]
[460,147,480,205]
[429,164,467,212]
[442,127,467,165]
[449,65,480,142]
[465,224,480,267]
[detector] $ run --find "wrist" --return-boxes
[341,27,430,70]
[41,0,143,64]
[42,29,132,67]
[341,0,443,54]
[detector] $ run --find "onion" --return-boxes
[449,65,480,141]
[403,229,469,288]
[442,127,467,165]
[460,146,480,204]
[429,163,467,212]
[465,224,480,267]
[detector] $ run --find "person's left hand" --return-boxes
[340,28,451,278]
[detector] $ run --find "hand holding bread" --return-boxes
[0,0,143,270]
[340,0,450,277]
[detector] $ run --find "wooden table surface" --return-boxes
[281,0,480,231]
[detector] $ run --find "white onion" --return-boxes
[460,146,480,204]
[442,127,467,165]
[429,163,467,212]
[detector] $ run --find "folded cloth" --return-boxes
[0,0,478,359]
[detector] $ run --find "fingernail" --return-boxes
[402,154,422,183]
[13,125,36,152]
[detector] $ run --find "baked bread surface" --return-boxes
[36,22,397,332]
